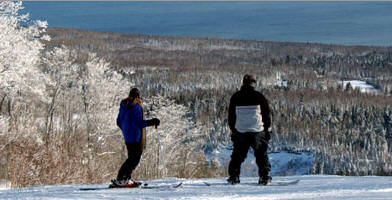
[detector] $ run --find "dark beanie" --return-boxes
[242,74,256,86]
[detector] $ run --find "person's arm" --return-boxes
[134,105,160,128]
[228,95,237,133]
[116,102,124,130]
[260,94,271,132]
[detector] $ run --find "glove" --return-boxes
[147,118,160,127]
[264,130,271,142]
[152,118,160,126]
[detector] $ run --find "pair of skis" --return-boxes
[79,179,299,191]
[80,182,183,191]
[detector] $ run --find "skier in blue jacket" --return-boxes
[111,88,160,188]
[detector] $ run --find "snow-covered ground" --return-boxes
[342,80,380,94]
[0,180,10,190]
[1,175,392,200]
[208,149,314,176]
[269,151,314,176]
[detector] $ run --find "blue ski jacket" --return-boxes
[116,100,147,143]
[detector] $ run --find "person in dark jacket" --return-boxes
[111,88,160,187]
[228,74,272,185]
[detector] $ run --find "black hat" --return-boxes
[243,74,256,87]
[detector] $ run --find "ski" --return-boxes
[140,182,183,189]
[203,179,300,187]
[265,179,299,186]
[79,182,183,191]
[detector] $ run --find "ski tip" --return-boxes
[80,187,107,191]
[174,182,183,188]
[203,182,211,186]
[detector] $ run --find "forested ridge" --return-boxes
[46,28,392,176]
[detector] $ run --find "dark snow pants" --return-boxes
[116,142,143,181]
[228,132,271,179]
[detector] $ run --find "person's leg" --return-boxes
[228,133,250,183]
[116,142,143,181]
[252,132,271,184]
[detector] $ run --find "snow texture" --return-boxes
[269,151,314,176]
[208,148,314,177]
[342,80,380,94]
[1,176,392,200]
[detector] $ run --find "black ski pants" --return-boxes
[228,132,270,179]
[116,142,142,181]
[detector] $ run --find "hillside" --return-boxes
[43,27,392,176]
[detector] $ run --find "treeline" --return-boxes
[47,28,392,94]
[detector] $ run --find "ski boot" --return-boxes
[227,176,240,185]
[258,176,272,185]
[109,179,141,188]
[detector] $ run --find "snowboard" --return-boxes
[79,182,183,191]
[203,179,299,187]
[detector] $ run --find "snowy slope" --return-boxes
[208,149,314,176]
[269,151,314,176]
[1,176,392,200]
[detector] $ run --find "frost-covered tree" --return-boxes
[0,3,133,184]
[0,1,54,187]
[80,53,126,141]
[41,46,80,139]
[76,53,129,180]
[134,95,208,178]
[0,1,50,99]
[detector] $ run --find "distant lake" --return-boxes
[22,1,392,46]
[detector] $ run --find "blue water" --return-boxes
[22,2,392,46]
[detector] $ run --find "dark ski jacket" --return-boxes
[228,85,271,133]
[116,99,148,143]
